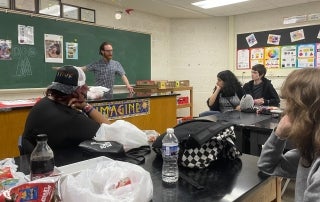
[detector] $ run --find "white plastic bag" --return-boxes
[60,160,153,202]
[87,86,110,99]
[94,120,148,152]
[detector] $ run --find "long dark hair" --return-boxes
[217,70,242,97]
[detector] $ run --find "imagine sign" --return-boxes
[91,98,150,120]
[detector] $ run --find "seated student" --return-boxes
[257,68,320,201]
[243,64,280,107]
[21,65,110,154]
[199,70,244,117]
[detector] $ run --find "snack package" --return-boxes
[0,176,59,202]
[0,167,14,180]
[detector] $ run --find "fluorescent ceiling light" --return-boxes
[192,0,249,9]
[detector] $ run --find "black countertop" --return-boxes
[15,149,270,202]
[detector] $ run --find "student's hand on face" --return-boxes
[68,98,87,110]
[275,115,292,139]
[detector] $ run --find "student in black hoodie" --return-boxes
[243,64,280,107]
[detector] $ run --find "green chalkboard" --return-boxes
[0,10,151,89]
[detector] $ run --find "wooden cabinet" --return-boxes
[135,86,193,117]
[0,95,178,159]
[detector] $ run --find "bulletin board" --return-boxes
[0,10,151,89]
[236,24,320,76]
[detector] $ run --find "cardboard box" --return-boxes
[157,80,167,89]
[156,80,175,89]
[136,80,157,86]
[175,80,190,87]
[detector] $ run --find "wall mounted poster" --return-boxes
[267,34,281,45]
[66,42,78,60]
[237,49,250,70]
[250,48,264,68]
[246,33,258,47]
[44,34,63,63]
[0,39,11,60]
[297,44,315,68]
[281,45,297,68]
[290,29,305,42]
[18,24,34,45]
[316,43,320,68]
[264,46,280,69]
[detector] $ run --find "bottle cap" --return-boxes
[167,128,174,133]
[36,134,48,141]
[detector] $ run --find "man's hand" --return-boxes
[127,85,134,93]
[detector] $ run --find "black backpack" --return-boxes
[152,119,241,169]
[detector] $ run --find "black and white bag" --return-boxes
[152,119,241,169]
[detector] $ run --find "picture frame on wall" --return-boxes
[62,4,79,20]
[80,7,95,23]
[0,0,10,9]
[39,0,61,17]
[14,0,36,12]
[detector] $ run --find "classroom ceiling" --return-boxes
[95,0,320,18]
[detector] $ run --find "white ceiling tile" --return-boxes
[94,0,320,18]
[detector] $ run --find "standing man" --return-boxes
[243,64,280,107]
[81,41,134,94]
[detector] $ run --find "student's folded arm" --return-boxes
[257,132,299,178]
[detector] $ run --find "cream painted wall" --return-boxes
[169,18,229,116]
[1,1,320,117]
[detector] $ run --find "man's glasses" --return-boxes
[103,49,113,52]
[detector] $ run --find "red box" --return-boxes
[177,96,189,105]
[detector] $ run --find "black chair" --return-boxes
[18,136,35,155]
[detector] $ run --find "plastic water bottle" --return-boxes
[162,128,179,184]
[30,134,55,181]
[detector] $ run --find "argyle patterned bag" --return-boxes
[152,119,241,169]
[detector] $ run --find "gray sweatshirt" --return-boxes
[257,131,320,202]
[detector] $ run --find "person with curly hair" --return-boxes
[199,70,244,117]
[258,68,320,202]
